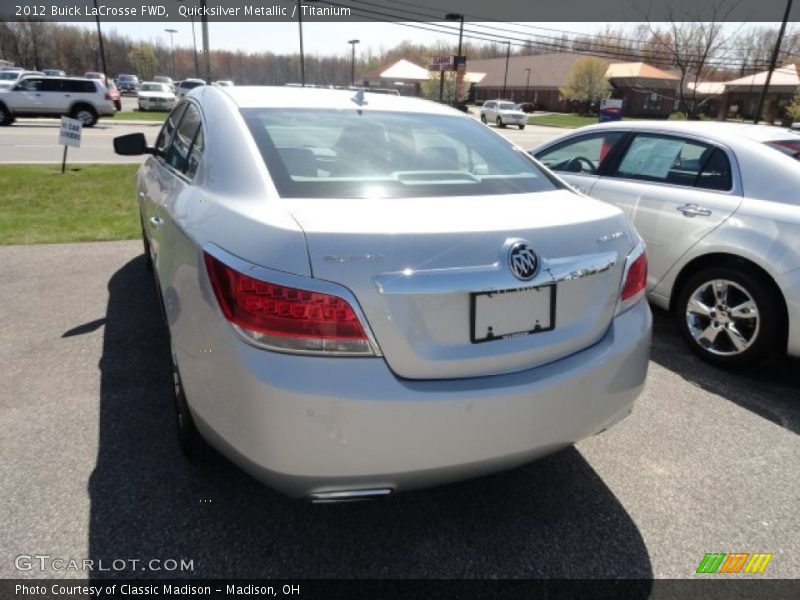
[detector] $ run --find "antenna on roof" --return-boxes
[351,88,368,107]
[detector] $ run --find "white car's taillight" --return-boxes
[203,252,374,356]
[615,244,648,316]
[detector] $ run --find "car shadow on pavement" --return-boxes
[650,308,800,435]
[87,255,653,583]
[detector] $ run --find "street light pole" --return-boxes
[297,0,305,86]
[92,0,108,81]
[347,39,360,86]
[175,0,200,79]
[754,0,794,124]
[502,41,511,99]
[165,28,178,79]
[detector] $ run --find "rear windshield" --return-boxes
[182,81,203,89]
[241,108,557,199]
[764,140,800,162]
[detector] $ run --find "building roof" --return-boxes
[725,64,800,90]
[362,59,430,82]
[688,81,727,96]
[605,62,679,80]
[471,53,596,89]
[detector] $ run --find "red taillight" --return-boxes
[621,252,647,301]
[105,92,112,100]
[203,252,372,355]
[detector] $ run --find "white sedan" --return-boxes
[137,82,176,112]
[480,100,527,130]
[533,120,800,368]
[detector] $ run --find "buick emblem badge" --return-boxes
[508,241,538,281]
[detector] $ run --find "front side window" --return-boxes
[536,132,625,174]
[614,134,732,190]
[156,103,187,155]
[15,78,44,92]
[165,104,202,172]
[241,109,557,199]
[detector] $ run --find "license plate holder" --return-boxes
[470,285,556,343]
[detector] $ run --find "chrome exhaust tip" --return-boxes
[309,488,393,503]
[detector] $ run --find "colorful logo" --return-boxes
[696,552,773,574]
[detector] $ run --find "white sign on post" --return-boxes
[59,116,82,147]
[58,116,82,173]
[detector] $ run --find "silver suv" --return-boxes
[0,76,116,127]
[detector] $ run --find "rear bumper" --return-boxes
[181,301,651,498]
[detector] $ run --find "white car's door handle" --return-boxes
[677,204,712,217]
[149,216,163,228]
[139,191,149,200]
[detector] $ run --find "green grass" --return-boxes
[0,164,140,245]
[527,113,648,128]
[111,110,167,122]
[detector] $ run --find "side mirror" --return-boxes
[113,132,155,156]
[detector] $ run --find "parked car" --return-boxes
[533,121,800,368]
[137,81,176,112]
[83,71,106,81]
[116,74,140,95]
[112,87,650,499]
[0,76,116,126]
[153,75,175,92]
[480,99,527,129]
[43,69,67,77]
[0,70,44,91]
[175,78,205,98]
[106,79,122,111]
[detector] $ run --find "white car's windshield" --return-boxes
[242,109,557,199]
[498,102,516,110]
[0,72,19,80]
[141,83,168,92]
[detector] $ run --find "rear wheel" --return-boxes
[675,266,782,368]
[172,347,208,461]
[496,116,506,128]
[71,104,97,127]
[0,104,14,126]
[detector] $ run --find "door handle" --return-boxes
[677,204,712,217]
[138,191,149,199]
[149,216,163,228]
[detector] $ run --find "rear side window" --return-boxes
[764,140,800,162]
[156,103,187,155]
[164,104,202,172]
[614,134,732,191]
[62,80,96,93]
[241,108,557,199]
[185,127,204,178]
[536,132,625,174]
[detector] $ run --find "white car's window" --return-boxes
[242,109,558,199]
[141,83,169,92]
[186,128,204,178]
[536,132,625,174]
[483,102,495,109]
[15,78,45,92]
[498,102,516,110]
[156,103,188,155]
[615,134,732,190]
[165,104,202,172]
[0,72,19,81]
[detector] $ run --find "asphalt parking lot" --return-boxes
[0,240,797,580]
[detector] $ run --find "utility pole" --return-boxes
[298,0,305,86]
[754,0,794,124]
[502,41,511,99]
[446,13,465,102]
[524,67,531,102]
[92,0,108,81]
[165,29,178,79]
[200,0,211,83]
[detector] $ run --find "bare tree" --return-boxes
[642,0,739,117]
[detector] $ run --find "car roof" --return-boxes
[219,85,466,116]
[576,120,800,144]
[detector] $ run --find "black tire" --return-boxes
[172,349,208,461]
[480,113,487,124]
[71,104,98,127]
[675,266,782,369]
[496,116,506,128]
[0,103,13,126]
[518,124,526,130]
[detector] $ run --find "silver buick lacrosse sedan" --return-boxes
[114,86,651,500]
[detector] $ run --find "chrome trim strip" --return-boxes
[201,243,383,357]
[309,488,393,502]
[374,250,618,296]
